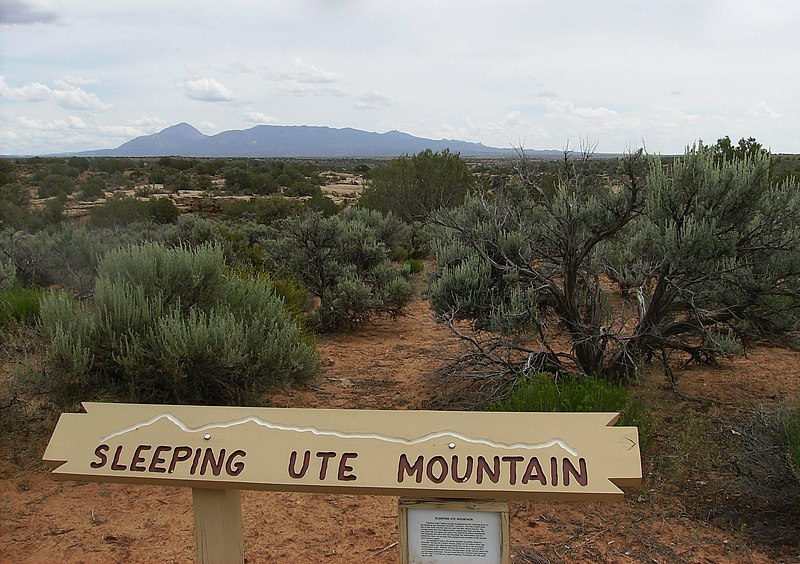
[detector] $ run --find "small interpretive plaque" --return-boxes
[411,509,499,562]
[399,499,510,564]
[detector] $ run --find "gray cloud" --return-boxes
[1,0,799,154]
[244,110,279,124]
[0,0,63,25]
[353,91,393,110]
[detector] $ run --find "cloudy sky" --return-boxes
[1,0,798,155]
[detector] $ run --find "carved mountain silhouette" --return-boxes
[99,412,577,455]
[74,123,554,158]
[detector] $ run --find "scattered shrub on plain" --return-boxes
[221,196,304,225]
[39,243,318,406]
[90,195,180,227]
[264,211,412,330]
[431,144,800,385]
[360,149,474,223]
[1,225,106,295]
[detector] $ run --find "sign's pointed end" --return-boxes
[610,476,643,490]
[43,458,67,471]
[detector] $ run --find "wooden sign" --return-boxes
[44,402,641,501]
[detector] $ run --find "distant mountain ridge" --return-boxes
[71,123,557,158]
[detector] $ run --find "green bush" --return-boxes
[233,269,309,319]
[221,196,304,225]
[97,241,223,309]
[90,196,148,227]
[703,329,744,356]
[0,182,30,207]
[79,176,106,201]
[37,174,76,198]
[360,149,474,223]
[39,243,318,406]
[90,195,180,227]
[146,197,180,223]
[304,194,338,217]
[0,259,15,293]
[264,211,412,330]
[490,373,652,440]
[0,286,43,325]
[2,224,105,295]
[285,180,322,198]
[406,259,424,274]
[341,207,412,258]
[785,405,800,482]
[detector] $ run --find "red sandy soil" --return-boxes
[2,296,800,563]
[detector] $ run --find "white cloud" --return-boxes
[0,0,63,26]
[96,124,151,138]
[282,58,343,84]
[749,101,781,119]
[218,60,255,75]
[545,99,621,123]
[244,111,279,124]
[503,111,524,127]
[52,87,111,110]
[353,91,393,110]
[182,78,234,102]
[53,76,100,88]
[283,83,346,98]
[0,75,51,101]
[644,106,707,132]
[17,115,88,131]
[127,116,168,128]
[0,74,110,110]
[1,1,799,154]
[431,113,549,148]
[1,115,171,154]
[261,59,346,97]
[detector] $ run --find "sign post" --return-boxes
[44,402,642,562]
[192,488,243,564]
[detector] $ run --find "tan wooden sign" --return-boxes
[44,402,641,501]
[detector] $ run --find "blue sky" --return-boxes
[1,0,798,154]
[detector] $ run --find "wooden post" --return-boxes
[192,488,244,564]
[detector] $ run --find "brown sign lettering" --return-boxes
[44,402,641,501]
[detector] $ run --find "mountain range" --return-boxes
[70,123,557,158]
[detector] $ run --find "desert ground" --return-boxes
[2,288,800,562]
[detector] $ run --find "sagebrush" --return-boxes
[39,243,317,406]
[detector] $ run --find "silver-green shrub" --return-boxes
[431,144,800,381]
[2,225,106,295]
[39,242,317,405]
[0,258,15,293]
[264,211,412,330]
